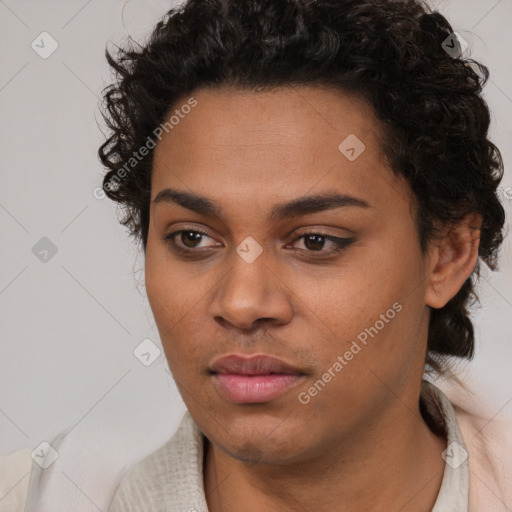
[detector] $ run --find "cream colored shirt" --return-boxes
[107,381,472,511]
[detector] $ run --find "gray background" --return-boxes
[1,0,511,508]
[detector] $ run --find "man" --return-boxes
[98,0,509,510]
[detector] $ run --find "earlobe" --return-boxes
[424,213,482,309]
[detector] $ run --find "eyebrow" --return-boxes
[152,188,370,220]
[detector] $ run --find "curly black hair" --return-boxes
[98,0,506,376]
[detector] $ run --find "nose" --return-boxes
[209,249,294,331]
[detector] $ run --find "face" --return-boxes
[145,85,433,464]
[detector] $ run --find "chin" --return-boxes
[207,413,314,465]
[218,436,305,465]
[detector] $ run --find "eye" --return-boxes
[288,232,354,256]
[164,228,219,253]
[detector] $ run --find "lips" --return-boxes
[210,354,304,375]
[209,354,306,404]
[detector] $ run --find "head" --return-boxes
[98,0,505,463]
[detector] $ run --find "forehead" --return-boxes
[151,85,412,220]
[153,85,382,163]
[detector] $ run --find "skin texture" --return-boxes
[145,85,481,511]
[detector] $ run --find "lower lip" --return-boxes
[212,373,304,403]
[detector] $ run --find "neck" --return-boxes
[204,394,447,512]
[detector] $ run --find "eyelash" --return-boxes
[163,228,354,259]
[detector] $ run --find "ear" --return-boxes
[424,212,482,309]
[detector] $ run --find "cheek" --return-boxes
[145,243,220,387]
[145,230,195,326]
[145,245,192,361]
[301,234,426,375]
[309,244,420,331]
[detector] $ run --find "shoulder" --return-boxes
[107,411,207,512]
[439,382,512,511]
[454,405,512,510]
[0,447,33,512]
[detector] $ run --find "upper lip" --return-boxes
[210,354,305,375]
